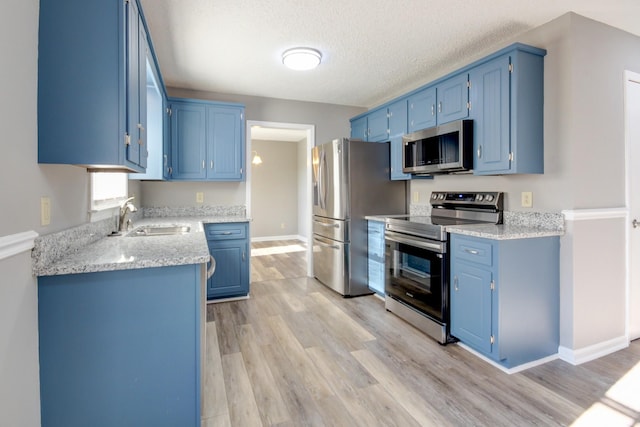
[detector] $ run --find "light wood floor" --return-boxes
[203,240,640,426]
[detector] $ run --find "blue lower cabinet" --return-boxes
[205,222,250,299]
[450,234,559,368]
[38,264,202,427]
[367,220,386,295]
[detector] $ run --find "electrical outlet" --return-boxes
[41,197,51,226]
[521,191,533,208]
[412,191,420,203]
[196,192,204,204]
[280,223,285,229]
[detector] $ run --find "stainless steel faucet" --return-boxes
[118,197,138,233]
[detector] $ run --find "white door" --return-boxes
[625,71,640,340]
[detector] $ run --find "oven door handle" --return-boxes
[385,231,446,254]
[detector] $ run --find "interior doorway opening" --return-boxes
[246,120,315,277]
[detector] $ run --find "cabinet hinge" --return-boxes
[387,129,390,135]
[490,335,495,344]
[509,152,514,162]
[467,80,471,88]
[124,133,131,146]
[490,280,495,291]
[467,102,471,110]
[509,63,514,73]
[240,113,244,120]
[167,107,172,116]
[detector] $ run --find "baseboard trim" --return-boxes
[558,336,629,365]
[206,295,250,304]
[0,230,38,262]
[457,343,559,374]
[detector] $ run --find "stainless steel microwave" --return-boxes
[402,119,473,175]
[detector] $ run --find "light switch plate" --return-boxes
[196,192,204,204]
[41,197,51,226]
[521,192,533,208]
[412,191,420,203]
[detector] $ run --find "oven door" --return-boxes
[384,231,447,323]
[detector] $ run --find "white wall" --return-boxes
[297,138,310,241]
[410,13,640,360]
[250,139,299,238]
[0,0,102,424]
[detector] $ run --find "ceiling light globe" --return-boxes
[282,48,321,71]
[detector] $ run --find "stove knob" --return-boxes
[439,194,445,200]
[431,193,438,200]
[485,194,494,202]
[476,194,484,202]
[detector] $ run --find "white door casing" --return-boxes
[624,71,640,340]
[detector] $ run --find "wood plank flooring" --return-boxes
[203,240,640,426]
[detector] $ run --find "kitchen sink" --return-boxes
[128,225,191,237]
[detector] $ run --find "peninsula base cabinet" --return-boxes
[205,222,250,299]
[38,264,203,427]
[450,234,559,369]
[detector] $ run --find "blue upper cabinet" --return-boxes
[38,0,152,172]
[350,116,368,140]
[408,75,469,133]
[169,99,245,181]
[207,106,245,180]
[367,108,390,142]
[388,100,411,180]
[170,102,207,180]
[469,49,544,175]
[408,87,436,132]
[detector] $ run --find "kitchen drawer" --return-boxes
[204,223,247,240]
[452,235,493,266]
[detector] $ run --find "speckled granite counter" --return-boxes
[33,215,250,277]
[365,214,408,222]
[365,211,564,240]
[445,223,563,240]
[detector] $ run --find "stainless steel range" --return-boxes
[384,191,504,344]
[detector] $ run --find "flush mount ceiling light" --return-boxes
[282,47,322,71]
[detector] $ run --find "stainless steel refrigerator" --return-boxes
[312,138,406,296]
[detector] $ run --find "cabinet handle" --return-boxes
[454,276,459,291]
[438,102,442,113]
[431,104,435,116]
[242,251,246,261]
[202,160,205,169]
[477,145,482,159]
[210,160,213,169]
[464,248,479,255]
[207,255,216,279]
[137,123,145,133]
[222,231,233,235]
[164,154,168,167]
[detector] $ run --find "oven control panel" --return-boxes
[430,191,504,209]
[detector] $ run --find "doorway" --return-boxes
[246,120,315,278]
[625,70,640,340]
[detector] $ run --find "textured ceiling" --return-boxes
[140,0,640,108]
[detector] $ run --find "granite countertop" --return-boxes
[34,215,250,277]
[446,223,563,240]
[365,214,409,222]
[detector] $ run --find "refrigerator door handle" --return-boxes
[319,149,327,210]
[313,219,339,228]
[313,237,340,250]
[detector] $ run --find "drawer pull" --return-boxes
[222,231,233,235]
[464,248,479,255]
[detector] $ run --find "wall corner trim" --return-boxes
[558,335,629,365]
[0,230,39,261]
[562,207,627,221]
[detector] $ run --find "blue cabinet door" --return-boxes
[126,0,141,167]
[351,116,368,140]
[408,87,436,132]
[388,100,410,180]
[171,102,207,180]
[207,106,245,180]
[207,240,249,299]
[469,55,511,174]
[367,221,386,294]
[368,109,389,142]
[436,73,469,124]
[451,260,493,354]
